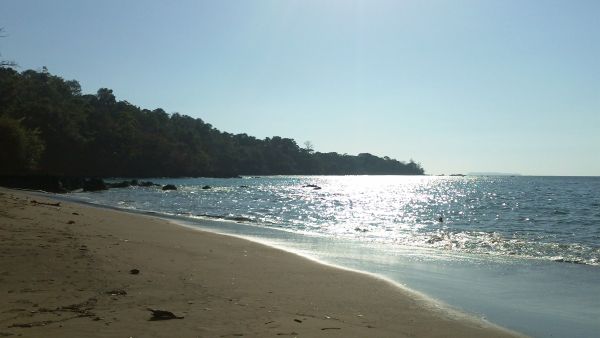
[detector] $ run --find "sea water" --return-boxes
[68,176,600,338]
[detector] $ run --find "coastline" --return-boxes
[0,187,523,337]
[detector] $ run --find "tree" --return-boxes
[0,67,425,177]
[0,115,45,174]
[303,141,314,154]
[96,88,116,106]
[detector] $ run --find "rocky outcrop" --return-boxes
[0,176,164,193]
[83,178,108,192]
[0,176,77,193]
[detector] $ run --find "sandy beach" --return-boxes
[0,187,523,338]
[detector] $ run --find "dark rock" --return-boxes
[147,308,184,321]
[162,184,177,191]
[0,176,67,193]
[109,179,153,187]
[139,181,159,187]
[0,176,90,192]
[107,180,131,188]
[59,177,85,191]
[302,184,320,188]
[202,185,211,190]
[83,178,107,192]
[130,269,140,275]
[427,236,443,244]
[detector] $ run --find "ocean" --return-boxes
[66,175,600,338]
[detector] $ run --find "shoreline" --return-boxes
[0,187,524,337]
[9,189,503,322]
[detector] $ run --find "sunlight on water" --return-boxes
[64,175,600,338]
[73,175,600,266]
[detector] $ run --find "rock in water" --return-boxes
[139,181,159,187]
[162,184,177,191]
[83,178,108,192]
[107,180,132,188]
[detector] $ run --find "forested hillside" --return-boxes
[0,67,424,177]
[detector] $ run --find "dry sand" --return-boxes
[0,187,524,337]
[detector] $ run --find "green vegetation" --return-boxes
[0,67,424,177]
[0,114,44,174]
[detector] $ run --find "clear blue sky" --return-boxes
[2,0,599,175]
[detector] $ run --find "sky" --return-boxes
[1,0,599,176]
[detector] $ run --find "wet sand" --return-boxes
[0,188,524,337]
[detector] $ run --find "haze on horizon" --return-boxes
[2,0,598,176]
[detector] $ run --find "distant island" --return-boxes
[0,67,424,179]
[468,172,522,176]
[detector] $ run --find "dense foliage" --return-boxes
[0,67,424,177]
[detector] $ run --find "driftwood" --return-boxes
[30,200,61,207]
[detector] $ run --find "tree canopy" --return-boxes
[0,67,425,177]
